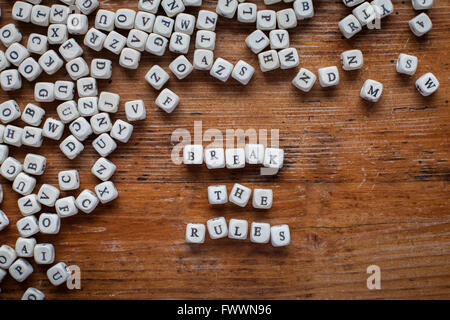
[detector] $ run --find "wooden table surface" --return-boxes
[0,0,449,300]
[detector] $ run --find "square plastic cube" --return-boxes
[57,101,79,124]
[91,157,116,181]
[210,57,233,82]
[24,153,46,175]
[415,72,439,96]
[70,116,93,141]
[245,144,264,164]
[250,222,271,244]
[67,14,89,35]
[119,48,141,69]
[55,196,78,218]
[59,38,83,61]
[47,262,70,286]
[75,189,99,214]
[60,135,84,160]
[341,49,364,71]
[263,148,284,169]
[228,219,248,240]
[58,169,80,191]
[17,215,39,237]
[15,237,36,258]
[104,31,127,54]
[145,33,169,56]
[27,33,48,55]
[9,258,33,282]
[360,79,383,102]
[196,10,218,31]
[37,184,60,207]
[208,185,227,204]
[229,183,251,207]
[18,194,41,216]
[125,100,146,121]
[146,65,170,90]
[183,145,203,164]
[271,224,291,247]
[185,223,205,243]
[207,217,228,239]
[156,89,179,113]
[205,148,225,169]
[269,29,289,50]
[91,59,113,79]
[396,53,418,76]
[38,213,60,234]
[318,66,339,87]
[232,60,255,85]
[95,181,118,204]
[258,50,280,72]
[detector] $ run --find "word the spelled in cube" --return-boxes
[208,185,227,204]
[229,183,252,207]
[207,217,228,239]
[264,148,284,169]
[183,144,203,164]
[225,148,245,169]
[185,223,205,243]
[204,147,225,169]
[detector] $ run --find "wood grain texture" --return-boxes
[0,0,449,299]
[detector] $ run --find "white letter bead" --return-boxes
[352,2,375,25]
[66,57,89,80]
[271,224,290,247]
[37,184,60,207]
[39,50,63,75]
[193,49,214,71]
[145,33,169,56]
[225,148,245,169]
[0,100,21,124]
[0,245,17,269]
[57,101,78,124]
[169,55,193,79]
[153,16,174,38]
[9,258,33,282]
[58,169,80,191]
[360,79,383,102]
[238,3,257,23]
[278,47,299,69]
[250,222,271,244]
[339,14,362,39]
[104,31,127,54]
[35,82,55,102]
[77,77,97,97]
[195,30,216,51]
[269,30,289,50]
[92,157,116,181]
[0,24,22,47]
[0,51,11,72]
[59,38,83,61]
[92,133,117,157]
[67,14,89,35]
[78,97,98,117]
[27,33,48,55]
[204,148,225,169]
[119,48,141,69]
[12,2,33,23]
[416,73,439,96]
[341,49,364,71]
[55,196,78,218]
[39,213,60,234]
[257,10,276,30]
[31,5,50,27]
[75,0,99,15]
[127,29,149,51]
[196,10,218,31]
[183,145,204,164]
[84,28,106,51]
[232,60,255,85]
[111,119,134,143]
[161,0,185,17]
[229,183,251,207]
[1,69,22,91]
[371,0,393,18]
[60,135,84,159]
[156,89,179,113]
[318,66,339,87]
[169,32,191,54]
[22,287,45,300]
[24,153,46,175]
[50,4,70,24]
[277,8,297,29]
[95,9,115,32]
[216,0,238,18]
[54,81,75,101]
[34,243,55,265]
[76,189,99,214]
[135,11,156,33]
[115,9,136,30]
[47,262,70,286]
[253,189,273,209]
[409,13,432,37]
[412,0,433,10]
[43,118,64,140]
[228,219,248,240]
[99,92,120,113]
[15,237,36,257]
[264,148,284,169]
[186,223,205,243]
[0,145,7,164]
[70,117,93,141]
[258,50,280,72]
[18,194,41,216]
[91,59,113,79]
[175,13,195,35]
[17,215,39,237]
[292,67,316,92]
[90,113,112,134]
[245,144,264,164]
[0,210,8,231]
[6,43,30,67]
[294,0,314,19]
[95,181,118,203]
[396,53,418,76]
[13,172,36,195]
[125,100,146,121]
[4,125,23,147]
[210,58,233,82]
[139,0,161,13]
[207,217,228,239]
[47,24,68,45]
[208,185,227,204]
[146,65,170,90]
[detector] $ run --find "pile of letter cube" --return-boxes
[0,0,442,300]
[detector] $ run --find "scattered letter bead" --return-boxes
[195,30,216,50]
[229,183,252,207]
[257,10,276,30]
[0,24,22,47]
[15,237,36,258]
[31,5,50,27]
[17,215,39,237]
[161,0,185,18]
[139,0,161,13]
[415,72,439,96]
[59,38,83,61]
[95,181,118,203]
[145,33,169,56]
[184,145,204,164]
[339,14,362,39]
[4,125,23,146]
[95,9,115,32]
[104,31,127,54]
[318,66,339,87]
[6,43,30,67]
[18,194,41,216]
[245,30,269,54]
[56,196,78,218]
[352,2,376,26]
[1,69,22,91]
[271,224,290,247]
[292,67,316,92]
[33,243,55,265]
[39,50,63,75]
[43,118,64,140]
[204,148,225,169]
[216,0,238,19]
[412,0,433,10]
[396,53,418,76]
[91,157,116,181]
[207,217,228,239]
[232,60,254,85]
[169,32,191,54]
[50,4,70,24]
[245,144,264,164]
[1,157,22,181]
[24,153,46,175]
[75,0,99,15]
[98,92,119,114]
[55,81,75,101]
[70,117,93,141]
[58,169,80,191]
[186,223,205,243]
[35,82,55,102]
[90,113,112,134]
[125,100,146,121]
[78,97,99,117]
[277,8,297,29]
[156,89,179,113]
[111,119,134,143]
[135,11,156,32]
[153,16,174,38]
[196,10,218,31]
[0,245,17,269]
[409,13,432,37]
[253,189,273,209]
[9,258,33,282]
[169,55,193,79]
[208,185,227,204]
[119,48,141,69]
[37,184,60,207]
[23,126,43,147]
[237,3,257,23]
[341,49,364,71]
[75,190,99,214]
[278,47,299,69]
[13,172,36,196]
[127,29,149,51]
[47,24,68,45]
[370,0,394,18]
[258,50,280,72]
[264,148,284,169]
[175,13,196,35]
[47,262,70,286]
[193,49,214,70]
[210,58,233,82]
[67,14,89,35]
[228,219,248,240]
[250,222,271,244]
[27,33,48,55]
[0,210,9,231]
[294,0,314,19]
[19,57,42,82]
[115,9,136,30]
[360,79,383,102]
[0,100,21,124]
[269,29,289,50]
[91,59,113,79]
[92,133,117,157]
[12,2,33,23]
[39,213,61,234]
[146,65,170,90]
[60,135,84,159]
[22,288,45,300]
[84,28,107,51]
